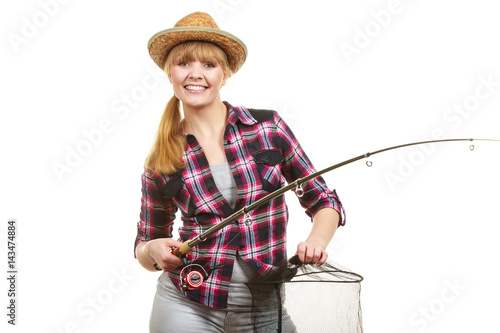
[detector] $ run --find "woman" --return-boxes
[134,12,345,332]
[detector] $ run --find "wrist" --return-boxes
[304,238,327,250]
[143,240,155,260]
[144,240,163,271]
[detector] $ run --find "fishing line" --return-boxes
[172,138,500,277]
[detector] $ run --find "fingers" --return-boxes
[164,238,184,253]
[295,242,328,266]
[316,250,328,266]
[156,251,183,272]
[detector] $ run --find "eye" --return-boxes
[204,63,216,68]
[177,61,189,66]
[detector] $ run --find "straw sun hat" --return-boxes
[148,12,247,74]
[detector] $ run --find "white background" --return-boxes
[1,0,500,332]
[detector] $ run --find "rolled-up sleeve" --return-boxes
[134,168,177,256]
[274,113,345,225]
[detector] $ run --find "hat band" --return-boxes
[147,26,247,55]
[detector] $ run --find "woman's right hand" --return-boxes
[143,238,184,272]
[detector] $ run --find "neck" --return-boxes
[183,101,227,138]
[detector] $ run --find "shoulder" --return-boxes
[227,102,278,125]
[246,108,276,123]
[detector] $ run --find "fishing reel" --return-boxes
[178,255,224,291]
[180,264,207,291]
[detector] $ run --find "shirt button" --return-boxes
[256,262,262,268]
[235,174,241,178]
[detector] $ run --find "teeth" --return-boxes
[185,85,206,91]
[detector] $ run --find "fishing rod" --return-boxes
[172,137,499,259]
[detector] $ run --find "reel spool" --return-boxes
[179,262,225,291]
[180,264,207,291]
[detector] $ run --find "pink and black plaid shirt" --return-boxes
[135,102,345,308]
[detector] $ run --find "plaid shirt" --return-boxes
[135,102,345,309]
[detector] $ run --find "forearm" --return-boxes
[296,208,339,265]
[306,207,340,249]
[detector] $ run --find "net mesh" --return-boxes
[246,255,363,332]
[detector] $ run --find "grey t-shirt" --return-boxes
[209,162,257,304]
[209,162,238,209]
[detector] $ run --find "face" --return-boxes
[168,58,226,110]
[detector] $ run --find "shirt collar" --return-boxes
[224,101,258,126]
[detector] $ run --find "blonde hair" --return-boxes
[145,41,232,176]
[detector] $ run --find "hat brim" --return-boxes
[148,27,247,74]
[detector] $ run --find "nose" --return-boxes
[188,62,203,80]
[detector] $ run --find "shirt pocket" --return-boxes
[159,171,200,219]
[251,149,285,193]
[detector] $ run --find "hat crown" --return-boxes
[174,12,220,29]
[148,11,246,74]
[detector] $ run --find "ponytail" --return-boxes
[145,95,186,176]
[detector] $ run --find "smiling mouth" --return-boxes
[185,85,207,92]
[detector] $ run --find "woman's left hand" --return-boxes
[296,208,339,266]
[295,241,328,266]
